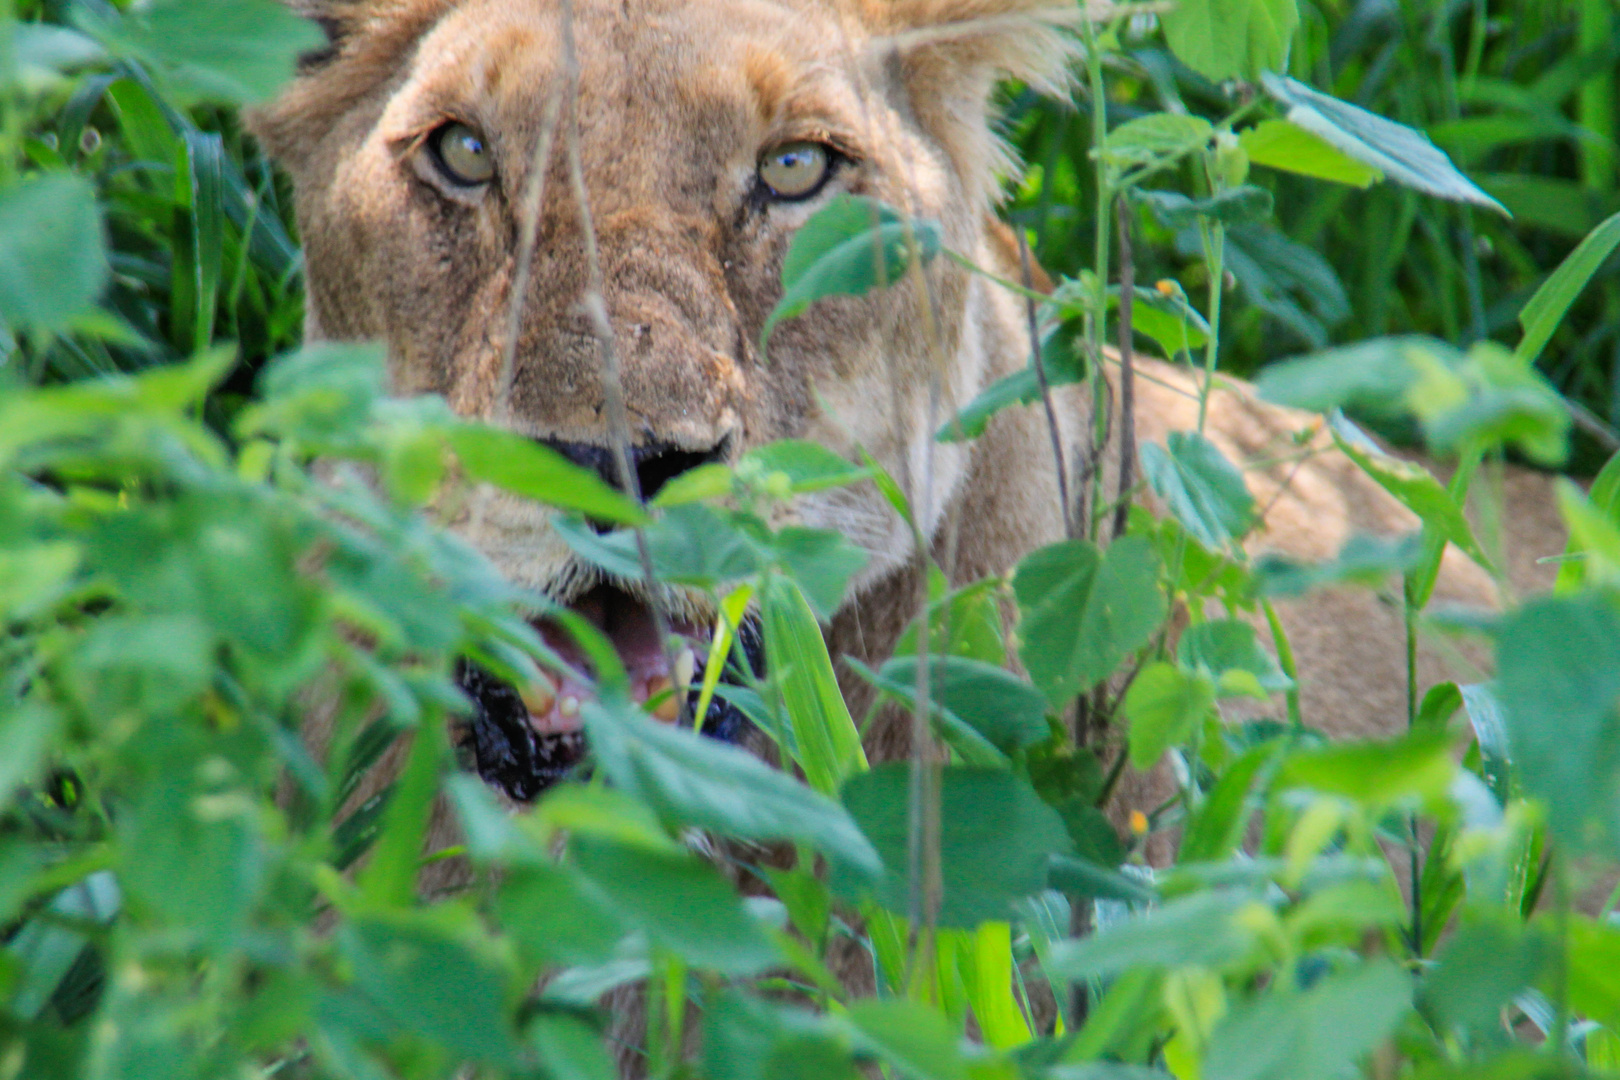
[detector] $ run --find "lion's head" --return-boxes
[254,0,1074,794]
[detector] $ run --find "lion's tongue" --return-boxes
[524,588,701,734]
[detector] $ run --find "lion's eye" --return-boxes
[757,141,832,200]
[430,121,494,186]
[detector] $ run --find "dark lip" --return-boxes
[454,599,765,803]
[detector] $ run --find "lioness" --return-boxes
[254,0,1561,874]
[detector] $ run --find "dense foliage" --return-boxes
[5,2,1620,1080]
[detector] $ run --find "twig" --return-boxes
[496,90,564,422]
[1018,231,1075,540]
[1112,196,1136,541]
[556,0,680,680]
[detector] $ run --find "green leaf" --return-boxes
[338,915,516,1062]
[0,173,107,334]
[743,440,872,494]
[1254,532,1424,598]
[1203,960,1411,1080]
[528,1013,619,1080]
[450,425,650,526]
[1238,120,1383,187]
[761,575,868,795]
[1124,662,1217,769]
[1422,916,1551,1034]
[582,696,879,873]
[1161,0,1298,81]
[1141,432,1256,552]
[1135,186,1275,228]
[705,993,860,1080]
[1260,74,1506,213]
[1101,114,1213,169]
[1014,537,1166,707]
[938,330,1085,442]
[762,195,941,357]
[1178,619,1291,697]
[1327,414,1491,570]
[831,765,1073,927]
[845,999,970,1080]
[1495,593,1620,852]
[1515,210,1620,366]
[1278,730,1455,809]
[1042,891,1269,981]
[869,655,1050,757]
[1181,740,1285,862]
[105,0,325,105]
[0,704,61,817]
[570,837,778,974]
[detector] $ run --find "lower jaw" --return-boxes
[453,602,764,803]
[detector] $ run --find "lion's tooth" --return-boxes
[673,647,696,695]
[647,676,679,722]
[559,696,580,719]
[520,678,556,717]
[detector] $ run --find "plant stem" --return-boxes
[1083,10,1110,543]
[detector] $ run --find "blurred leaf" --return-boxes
[832,765,1073,927]
[1162,0,1298,81]
[1203,960,1411,1080]
[1014,537,1165,707]
[1179,619,1290,697]
[743,440,871,494]
[763,195,941,356]
[1124,662,1216,769]
[1278,730,1455,809]
[1043,891,1269,981]
[1515,210,1620,366]
[1239,120,1382,187]
[705,993,859,1080]
[0,703,61,816]
[1254,532,1424,597]
[570,837,778,974]
[845,998,971,1080]
[583,696,879,873]
[1136,187,1274,229]
[1260,74,1506,213]
[1141,432,1255,552]
[1422,916,1551,1034]
[528,1013,619,1080]
[102,0,324,105]
[1181,739,1285,861]
[0,173,106,334]
[1102,114,1213,169]
[1495,593,1620,851]
[939,329,1084,442]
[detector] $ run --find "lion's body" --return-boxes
[257,0,1563,985]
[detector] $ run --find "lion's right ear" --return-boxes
[247,0,449,170]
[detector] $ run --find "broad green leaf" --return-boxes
[529,1014,619,1080]
[1124,662,1216,769]
[1203,960,1411,1080]
[938,330,1084,442]
[570,837,778,974]
[1178,619,1291,697]
[762,195,941,356]
[762,575,868,794]
[705,993,859,1080]
[1278,730,1455,809]
[1515,210,1620,365]
[893,577,1008,667]
[1181,740,1285,862]
[844,1000,977,1080]
[1260,74,1506,213]
[450,425,650,526]
[1411,341,1569,466]
[582,696,879,873]
[0,704,61,817]
[339,915,516,1063]
[1328,414,1491,570]
[104,0,324,105]
[1014,537,1166,706]
[765,526,869,620]
[831,766,1073,927]
[0,173,107,334]
[1561,915,1620,1034]
[1422,916,1551,1033]
[1042,891,1269,981]
[1162,0,1298,82]
[1101,114,1213,170]
[870,655,1050,756]
[1495,593,1620,851]
[1238,120,1382,187]
[1141,432,1256,552]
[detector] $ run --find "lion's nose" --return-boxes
[542,439,726,502]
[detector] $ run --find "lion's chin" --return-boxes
[455,583,761,803]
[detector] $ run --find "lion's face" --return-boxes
[255,0,1070,794]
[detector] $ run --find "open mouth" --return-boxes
[455,584,762,802]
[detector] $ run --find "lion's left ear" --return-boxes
[859,0,1079,202]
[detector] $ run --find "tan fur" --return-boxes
[258,0,1562,965]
